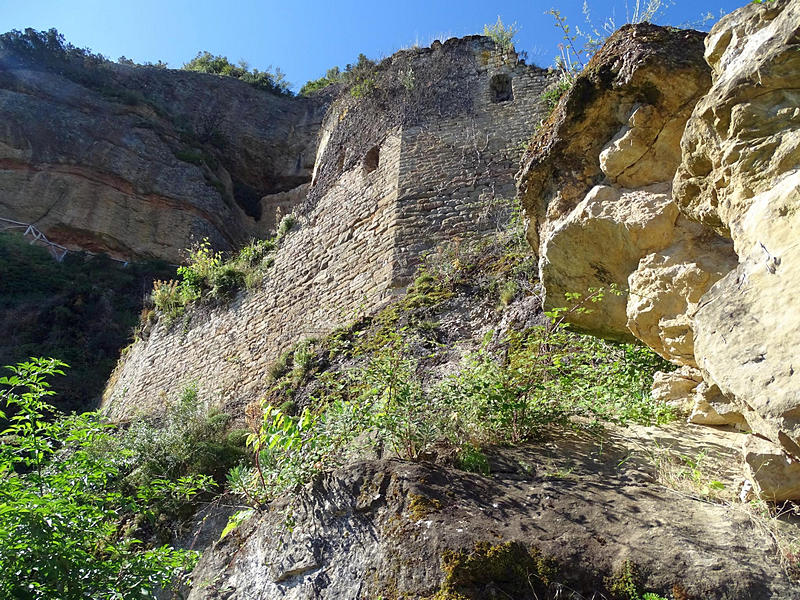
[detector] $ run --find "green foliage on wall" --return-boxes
[151,218,296,323]
[299,53,377,97]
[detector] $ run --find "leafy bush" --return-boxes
[276,213,297,239]
[0,359,209,599]
[541,77,573,114]
[483,16,519,51]
[299,53,377,98]
[150,233,292,322]
[0,28,107,68]
[299,66,344,96]
[152,279,191,321]
[208,264,245,301]
[183,51,291,95]
[354,344,434,460]
[119,383,247,497]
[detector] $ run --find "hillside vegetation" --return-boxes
[0,233,174,412]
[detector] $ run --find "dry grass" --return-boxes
[649,442,800,579]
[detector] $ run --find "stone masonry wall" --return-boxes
[102,37,555,419]
[103,132,401,419]
[393,58,555,282]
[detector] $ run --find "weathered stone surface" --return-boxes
[539,183,677,340]
[0,44,325,262]
[693,175,800,460]
[518,24,709,253]
[189,433,796,600]
[517,4,800,498]
[599,104,688,189]
[743,435,800,502]
[650,366,702,410]
[626,217,736,366]
[671,0,800,496]
[517,24,712,341]
[688,382,748,429]
[673,0,800,235]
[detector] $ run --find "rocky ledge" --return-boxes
[0,37,326,262]
[190,425,796,600]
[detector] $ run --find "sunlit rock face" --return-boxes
[673,0,800,499]
[0,42,325,262]
[518,0,800,500]
[516,23,725,346]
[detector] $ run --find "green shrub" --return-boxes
[350,77,376,98]
[182,51,291,95]
[292,339,316,375]
[604,560,668,600]
[437,348,565,444]
[150,235,285,322]
[175,147,206,166]
[151,278,196,321]
[0,359,210,599]
[299,66,343,96]
[457,444,491,474]
[541,77,573,114]
[269,349,293,381]
[119,383,247,491]
[237,238,276,265]
[483,16,519,51]
[276,213,297,239]
[299,53,377,98]
[208,264,245,301]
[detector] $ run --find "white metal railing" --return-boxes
[0,217,69,262]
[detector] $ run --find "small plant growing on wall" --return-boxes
[483,16,519,51]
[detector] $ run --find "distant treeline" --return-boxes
[0,28,291,95]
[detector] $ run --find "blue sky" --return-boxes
[3,1,749,91]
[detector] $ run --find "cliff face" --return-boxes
[518,0,800,500]
[0,40,326,262]
[674,0,800,500]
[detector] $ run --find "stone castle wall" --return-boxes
[393,62,554,281]
[103,131,402,419]
[102,38,555,419]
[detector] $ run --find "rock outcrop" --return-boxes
[673,0,800,499]
[517,1,800,499]
[189,432,796,600]
[0,38,325,262]
[517,24,725,343]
